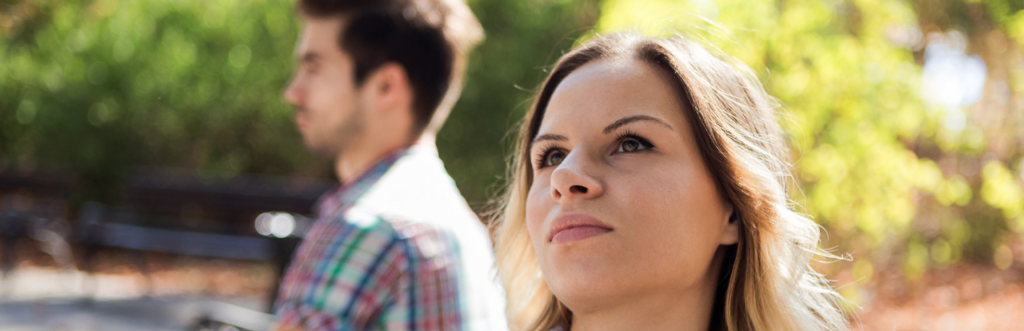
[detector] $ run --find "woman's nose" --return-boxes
[549,152,604,202]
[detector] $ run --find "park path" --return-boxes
[0,267,265,331]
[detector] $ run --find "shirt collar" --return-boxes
[315,147,411,217]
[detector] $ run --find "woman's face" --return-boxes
[525,58,739,312]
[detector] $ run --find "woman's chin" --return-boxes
[546,269,628,309]
[549,284,618,315]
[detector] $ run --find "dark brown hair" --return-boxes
[298,0,483,136]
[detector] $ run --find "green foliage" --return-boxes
[0,0,603,209]
[1,0,313,205]
[4,0,1023,292]
[439,0,601,208]
[597,0,1024,299]
[600,0,934,246]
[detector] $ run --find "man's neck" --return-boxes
[334,135,430,184]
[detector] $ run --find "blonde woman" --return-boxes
[493,33,850,331]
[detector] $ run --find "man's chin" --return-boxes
[302,140,339,160]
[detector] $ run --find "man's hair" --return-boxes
[298,0,484,137]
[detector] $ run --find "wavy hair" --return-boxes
[492,33,850,331]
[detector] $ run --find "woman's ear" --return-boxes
[720,202,740,245]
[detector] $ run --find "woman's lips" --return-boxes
[551,226,612,244]
[548,213,613,244]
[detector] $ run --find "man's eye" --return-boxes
[543,150,566,168]
[617,138,650,153]
[302,63,319,74]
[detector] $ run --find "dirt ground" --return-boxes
[853,264,1024,330]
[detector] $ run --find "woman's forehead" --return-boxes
[539,58,689,134]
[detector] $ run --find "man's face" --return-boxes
[284,17,364,158]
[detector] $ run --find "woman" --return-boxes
[493,33,850,331]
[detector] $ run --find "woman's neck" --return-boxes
[568,252,726,331]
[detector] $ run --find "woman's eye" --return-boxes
[543,150,566,167]
[617,138,650,153]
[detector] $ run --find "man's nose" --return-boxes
[283,75,303,106]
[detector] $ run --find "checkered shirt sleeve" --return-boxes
[275,208,466,331]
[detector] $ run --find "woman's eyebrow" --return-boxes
[603,115,673,134]
[532,133,568,144]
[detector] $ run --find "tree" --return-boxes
[596,0,1024,302]
[0,0,602,212]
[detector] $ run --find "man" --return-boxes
[274,0,506,330]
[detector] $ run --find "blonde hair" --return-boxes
[492,33,850,331]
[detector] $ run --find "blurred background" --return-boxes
[1,0,1023,330]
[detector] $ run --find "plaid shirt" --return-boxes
[276,144,507,331]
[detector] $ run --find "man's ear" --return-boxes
[362,62,411,114]
[720,202,740,245]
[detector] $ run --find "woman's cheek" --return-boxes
[525,180,551,242]
[620,167,695,245]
